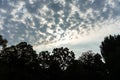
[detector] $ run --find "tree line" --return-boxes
[0,34,120,80]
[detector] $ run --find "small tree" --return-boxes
[79,51,106,80]
[38,51,51,69]
[79,50,95,66]
[51,47,75,70]
[0,35,8,49]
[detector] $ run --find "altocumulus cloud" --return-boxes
[0,0,120,57]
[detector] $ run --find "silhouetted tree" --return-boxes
[38,51,51,69]
[79,50,95,67]
[0,42,39,80]
[0,34,114,80]
[79,51,106,80]
[100,35,120,80]
[0,35,7,49]
[51,47,75,70]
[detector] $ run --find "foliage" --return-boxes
[100,35,120,80]
[51,47,75,70]
[0,34,120,80]
[0,35,7,49]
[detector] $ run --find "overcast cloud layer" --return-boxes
[0,0,120,57]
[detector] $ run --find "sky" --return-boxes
[0,0,120,58]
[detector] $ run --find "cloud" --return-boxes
[34,17,120,58]
[0,0,120,57]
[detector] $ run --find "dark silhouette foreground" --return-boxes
[0,34,120,80]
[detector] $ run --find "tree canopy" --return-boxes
[0,34,120,80]
[100,35,120,80]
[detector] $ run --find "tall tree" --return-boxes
[100,35,120,80]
